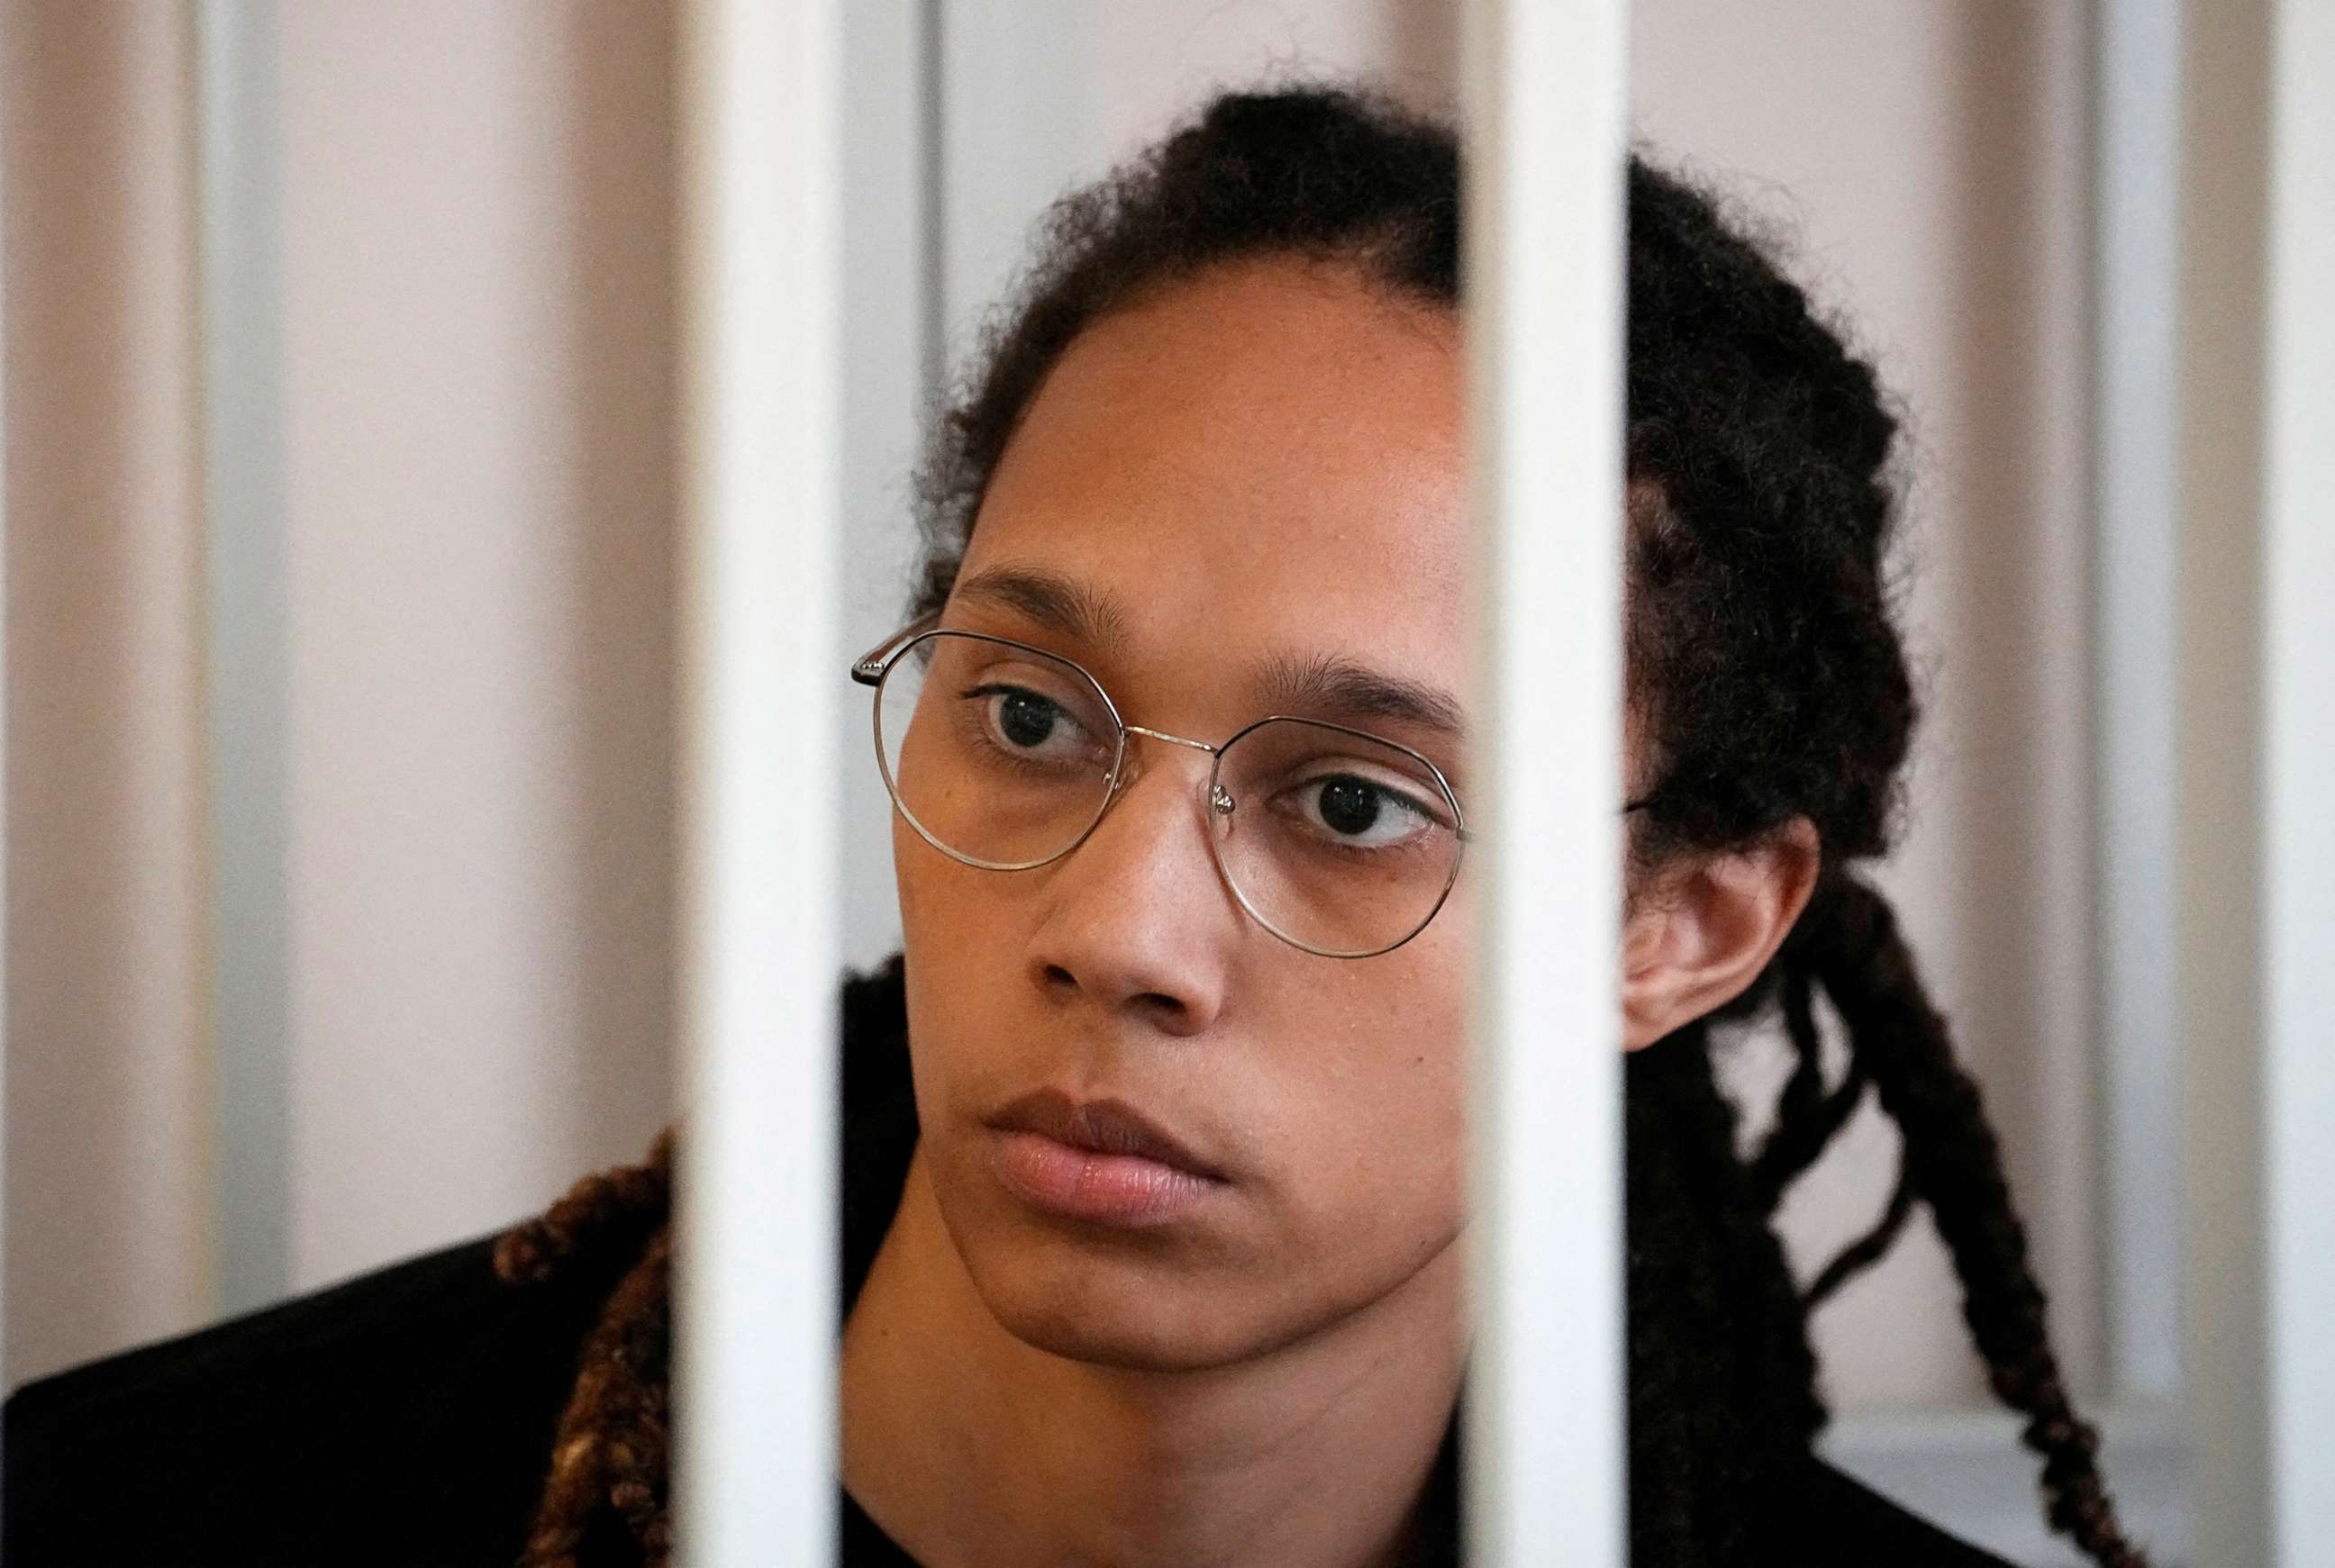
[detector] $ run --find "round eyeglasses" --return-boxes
[850,621,1475,958]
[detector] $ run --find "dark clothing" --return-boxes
[5,958,2009,1565]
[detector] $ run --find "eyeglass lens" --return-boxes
[874,631,1462,956]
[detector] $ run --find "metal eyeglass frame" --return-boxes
[851,612,1658,960]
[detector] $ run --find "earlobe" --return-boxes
[1617,902,1676,1050]
[1617,819,1820,1051]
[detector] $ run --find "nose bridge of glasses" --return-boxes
[1122,722,1217,757]
[1106,723,1220,802]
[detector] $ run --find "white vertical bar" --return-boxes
[2259,0,2335,1554]
[671,1,843,1564]
[1461,4,1629,1567]
[2174,0,2275,1560]
[194,0,292,1319]
[0,0,12,1397]
[2090,0,2185,1409]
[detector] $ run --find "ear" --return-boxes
[1621,818,1821,1050]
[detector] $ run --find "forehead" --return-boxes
[959,258,1467,690]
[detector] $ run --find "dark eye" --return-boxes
[995,689,1059,749]
[960,683,1101,768]
[1288,773,1439,850]
[1316,776,1383,836]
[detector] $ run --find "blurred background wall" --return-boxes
[277,0,679,1303]
[4,0,683,1382]
[4,0,214,1391]
[2,0,2116,1489]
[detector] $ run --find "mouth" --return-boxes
[984,1089,1229,1228]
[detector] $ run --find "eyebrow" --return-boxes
[949,563,1469,739]
[1252,651,1468,739]
[950,566,1131,652]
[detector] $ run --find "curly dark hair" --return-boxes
[500,84,2143,1567]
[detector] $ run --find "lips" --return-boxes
[984,1088,1228,1228]
[986,1089,1224,1179]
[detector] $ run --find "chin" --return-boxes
[928,1165,1300,1373]
[961,1237,1291,1373]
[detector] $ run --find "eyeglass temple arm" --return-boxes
[850,612,945,686]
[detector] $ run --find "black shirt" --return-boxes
[5,956,2009,1565]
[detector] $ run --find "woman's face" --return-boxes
[895,257,1478,1373]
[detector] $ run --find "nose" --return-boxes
[1023,739,1239,1036]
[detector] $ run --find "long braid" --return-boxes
[1749,964,1871,1213]
[1757,943,1919,1313]
[1806,874,2146,1568]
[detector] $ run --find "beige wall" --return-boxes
[277,0,675,1294]
[4,3,214,1388]
[3,2,679,1385]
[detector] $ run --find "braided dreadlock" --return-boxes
[1809,877,2142,1563]
[497,83,2144,1567]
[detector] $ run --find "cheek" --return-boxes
[894,817,1012,966]
[1251,936,1474,1285]
[892,825,1016,1106]
[891,814,944,932]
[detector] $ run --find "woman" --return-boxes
[4,86,2143,1567]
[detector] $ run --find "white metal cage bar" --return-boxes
[2258,0,2334,1554]
[671,1,846,1564]
[193,0,295,1323]
[0,0,11,1400]
[1460,3,1631,1566]
[2176,0,2335,1560]
[2090,0,2185,1413]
